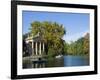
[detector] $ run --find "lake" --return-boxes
[23,55,89,69]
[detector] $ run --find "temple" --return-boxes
[23,32,46,58]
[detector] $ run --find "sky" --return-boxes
[22,11,90,43]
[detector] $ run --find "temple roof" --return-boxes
[25,32,45,42]
[33,36,44,42]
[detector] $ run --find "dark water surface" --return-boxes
[23,55,89,69]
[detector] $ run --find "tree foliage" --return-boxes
[30,21,66,57]
[64,33,89,56]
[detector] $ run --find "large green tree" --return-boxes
[29,21,66,57]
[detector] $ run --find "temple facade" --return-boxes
[23,32,46,57]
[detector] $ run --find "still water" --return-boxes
[23,55,89,69]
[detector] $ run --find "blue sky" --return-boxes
[22,11,89,43]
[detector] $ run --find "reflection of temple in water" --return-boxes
[23,32,47,68]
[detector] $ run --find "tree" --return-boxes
[29,21,66,57]
[83,33,89,55]
[75,38,84,55]
[64,33,90,56]
[63,42,69,55]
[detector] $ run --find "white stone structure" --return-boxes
[25,33,45,56]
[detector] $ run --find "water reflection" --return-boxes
[64,55,89,66]
[23,55,89,69]
[32,58,47,68]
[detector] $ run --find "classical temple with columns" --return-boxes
[23,32,46,58]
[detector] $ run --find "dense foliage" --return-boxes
[63,33,89,56]
[30,21,66,57]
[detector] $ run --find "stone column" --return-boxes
[43,42,45,53]
[39,42,41,55]
[36,42,37,55]
[31,42,33,55]
[32,42,34,56]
